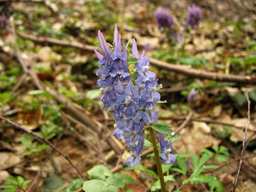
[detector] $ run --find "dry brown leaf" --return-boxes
[237,180,256,192]
[16,110,42,131]
[174,122,220,154]
[230,118,256,142]
[0,171,9,184]
[0,153,21,170]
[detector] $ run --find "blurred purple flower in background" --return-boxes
[154,7,174,29]
[186,4,202,28]
[95,26,175,165]
[187,88,198,103]
[0,2,11,29]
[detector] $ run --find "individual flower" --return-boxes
[187,88,198,103]
[154,7,174,29]
[186,4,202,29]
[159,134,176,164]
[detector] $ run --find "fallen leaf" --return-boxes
[0,171,9,184]
[237,180,256,192]
[230,118,256,142]
[0,153,21,170]
[174,122,220,154]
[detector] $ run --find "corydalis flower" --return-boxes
[159,134,176,163]
[154,7,174,29]
[96,26,174,165]
[186,4,202,29]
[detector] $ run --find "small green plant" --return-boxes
[138,147,228,192]
[82,165,134,192]
[40,105,63,139]
[182,150,224,192]
[0,92,13,107]
[172,149,227,192]
[2,176,30,192]
[20,134,48,155]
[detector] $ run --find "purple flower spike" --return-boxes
[154,7,174,29]
[186,4,202,29]
[95,27,174,166]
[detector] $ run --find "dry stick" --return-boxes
[18,32,95,52]
[175,112,193,134]
[232,92,251,192]
[149,127,166,192]
[17,32,256,84]
[160,116,256,133]
[100,115,256,133]
[0,115,84,179]
[149,58,256,84]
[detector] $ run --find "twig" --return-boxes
[17,32,256,84]
[175,112,193,133]
[149,58,256,84]
[160,116,256,133]
[0,115,84,179]
[232,92,251,192]
[149,127,166,192]
[18,32,95,52]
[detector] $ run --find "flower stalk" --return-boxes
[149,127,166,192]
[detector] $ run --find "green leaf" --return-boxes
[2,176,30,192]
[213,146,230,162]
[20,134,48,155]
[42,174,64,192]
[0,92,13,107]
[179,57,207,68]
[161,164,173,174]
[249,88,256,102]
[152,123,171,135]
[134,164,158,178]
[189,175,224,192]
[40,121,63,140]
[65,179,83,192]
[106,173,134,188]
[191,150,213,177]
[143,138,152,148]
[231,92,246,106]
[82,180,118,192]
[244,55,256,66]
[28,90,50,97]
[86,89,101,99]
[150,176,175,191]
[174,155,187,175]
[87,165,112,180]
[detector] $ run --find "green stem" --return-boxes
[149,127,166,192]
